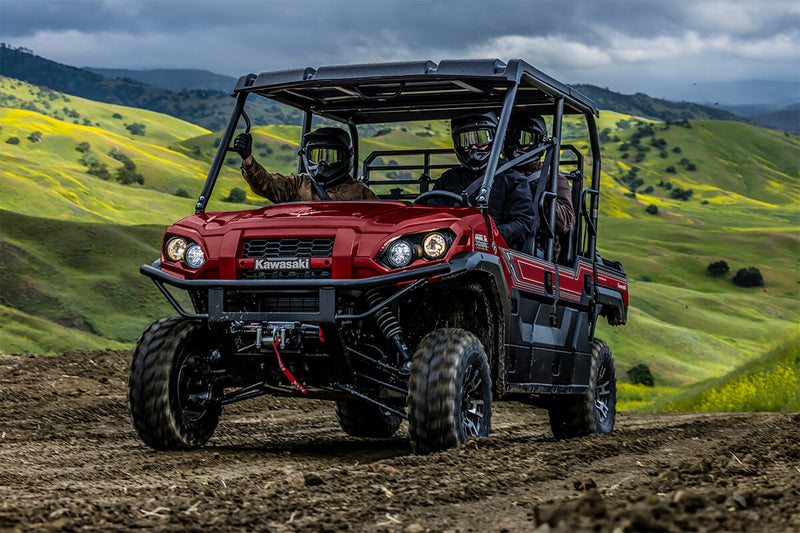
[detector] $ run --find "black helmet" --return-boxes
[302,127,354,187]
[450,112,499,171]
[503,113,548,166]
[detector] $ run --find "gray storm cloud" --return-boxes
[1,0,797,99]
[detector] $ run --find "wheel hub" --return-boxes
[177,351,214,421]
[460,362,486,438]
[594,362,611,422]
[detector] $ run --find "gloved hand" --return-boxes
[233,133,252,159]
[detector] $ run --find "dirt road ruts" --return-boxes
[1,350,798,532]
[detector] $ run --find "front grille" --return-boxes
[240,269,332,280]
[225,292,320,313]
[242,238,334,258]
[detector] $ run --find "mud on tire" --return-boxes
[407,328,492,454]
[548,338,616,439]
[334,400,402,438]
[128,317,220,450]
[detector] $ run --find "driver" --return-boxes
[234,128,377,202]
[433,112,532,250]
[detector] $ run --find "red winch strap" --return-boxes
[272,336,308,395]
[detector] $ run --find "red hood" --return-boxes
[174,201,471,235]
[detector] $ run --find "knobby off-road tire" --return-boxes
[407,328,492,454]
[334,400,402,438]
[128,317,221,450]
[548,338,616,439]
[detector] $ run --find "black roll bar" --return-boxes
[195,89,251,213]
[545,98,565,263]
[476,82,518,208]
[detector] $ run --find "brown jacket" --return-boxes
[242,159,377,203]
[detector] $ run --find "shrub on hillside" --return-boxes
[643,186,654,194]
[108,150,144,185]
[672,146,682,153]
[125,123,146,136]
[112,113,123,119]
[6,136,20,144]
[707,260,730,277]
[733,267,764,288]
[646,204,658,215]
[225,187,247,203]
[665,166,676,173]
[174,188,192,198]
[671,188,693,201]
[627,364,655,387]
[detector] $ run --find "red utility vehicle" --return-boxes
[129,59,628,454]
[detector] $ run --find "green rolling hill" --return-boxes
[1,75,798,411]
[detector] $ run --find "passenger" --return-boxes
[503,113,575,261]
[433,112,533,250]
[234,128,377,202]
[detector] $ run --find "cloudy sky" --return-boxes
[1,0,798,103]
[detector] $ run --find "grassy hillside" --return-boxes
[0,46,297,130]
[662,337,800,412]
[0,210,173,354]
[1,81,798,413]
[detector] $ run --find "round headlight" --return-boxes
[386,239,414,268]
[165,237,188,262]
[422,232,448,259]
[184,244,206,269]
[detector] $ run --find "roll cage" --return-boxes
[195,58,602,266]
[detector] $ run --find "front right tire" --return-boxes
[407,328,492,454]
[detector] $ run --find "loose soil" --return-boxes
[1,350,798,532]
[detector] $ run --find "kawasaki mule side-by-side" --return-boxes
[128,59,628,454]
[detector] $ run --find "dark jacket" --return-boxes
[433,166,533,250]
[242,159,377,202]
[513,160,575,260]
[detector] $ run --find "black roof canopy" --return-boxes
[233,59,598,124]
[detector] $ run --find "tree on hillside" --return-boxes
[627,364,655,386]
[733,267,764,288]
[108,150,144,185]
[670,188,693,201]
[225,187,247,203]
[125,123,146,136]
[707,260,729,277]
[28,131,42,142]
[646,204,658,215]
[6,136,20,145]
[76,141,91,154]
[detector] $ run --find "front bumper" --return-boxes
[140,262,451,324]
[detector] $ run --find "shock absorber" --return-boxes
[364,289,410,366]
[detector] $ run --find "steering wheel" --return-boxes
[413,190,468,206]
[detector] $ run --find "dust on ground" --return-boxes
[1,349,798,532]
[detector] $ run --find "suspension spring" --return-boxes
[364,289,403,340]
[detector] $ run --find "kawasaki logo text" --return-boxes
[254,258,310,270]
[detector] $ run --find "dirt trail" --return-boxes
[1,349,798,532]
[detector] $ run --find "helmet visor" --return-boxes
[307,146,344,165]
[455,128,494,149]
[507,129,540,149]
